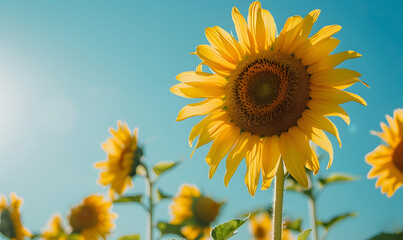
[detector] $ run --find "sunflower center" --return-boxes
[255,225,267,238]
[70,206,98,232]
[193,197,220,226]
[392,140,403,172]
[226,52,310,136]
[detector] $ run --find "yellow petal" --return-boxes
[309,25,342,45]
[261,135,281,190]
[365,145,392,164]
[196,45,236,76]
[244,135,262,196]
[289,127,320,174]
[170,82,225,99]
[308,50,361,74]
[177,98,224,121]
[205,26,244,63]
[273,16,303,52]
[302,109,342,147]
[310,87,367,106]
[300,37,340,66]
[207,126,240,178]
[261,9,276,48]
[224,132,253,187]
[176,71,226,86]
[247,1,265,52]
[189,112,221,147]
[308,100,350,125]
[287,10,321,55]
[310,69,361,86]
[298,118,334,168]
[279,129,308,188]
[232,6,254,54]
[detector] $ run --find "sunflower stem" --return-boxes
[144,166,154,240]
[272,159,285,240]
[308,196,318,240]
[308,173,318,240]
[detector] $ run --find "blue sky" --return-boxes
[0,0,402,239]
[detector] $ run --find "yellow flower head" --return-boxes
[0,193,31,240]
[249,212,292,240]
[366,108,403,197]
[170,184,221,240]
[171,1,367,195]
[94,121,143,198]
[68,194,117,240]
[41,214,68,240]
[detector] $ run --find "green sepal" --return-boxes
[317,173,358,189]
[297,229,312,240]
[285,218,302,232]
[211,215,249,240]
[152,161,179,176]
[113,195,143,204]
[156,188,172,201]
[369,232,403,240]
[317,212,357,230]
[156,222,184,237]
[118,234,141,240]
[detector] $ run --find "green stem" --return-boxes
[308,196,318,240]
[144,166,154,240]
[272,159,285,240]
[307,173,318,240]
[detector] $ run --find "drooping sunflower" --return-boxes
[171,1,367,195]
[366,108,403,197]
[0,193,31,240]
[68,194,117,240]
[249,212,293,240]
[41,214,68,240]
[94,121,143,199]
[170,184,221,240]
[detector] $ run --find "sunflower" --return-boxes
[366,108,403,197]
[249,212,293,240]
[171,1,367,195]
[68,194,117,240]
[170,184,221,240]
[0,193,31,240]
[94,121,143,199]
[41,214,68,240]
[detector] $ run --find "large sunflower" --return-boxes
[0,193,31,240]
[94,121,143,199]
[68,194,117,240]
[249,212,293,240]
[366,108,403,197]
[170,184,221,240]
[171,1,367,195]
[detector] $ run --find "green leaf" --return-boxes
[317,212,357,230]
[113,195,143,204]
[211,216,249,240]
[68,234,83,240]
[156,189,172,201]
[286,218,302,232]
[156,222,184,237]
[118,234,141,240]
[317,173,358,188]
[152,161,178,176]
[297,229,312,240]
[369,232,403,240]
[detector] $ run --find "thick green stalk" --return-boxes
[273,159,285,240]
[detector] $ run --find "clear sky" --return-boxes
[0,0,402,240]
